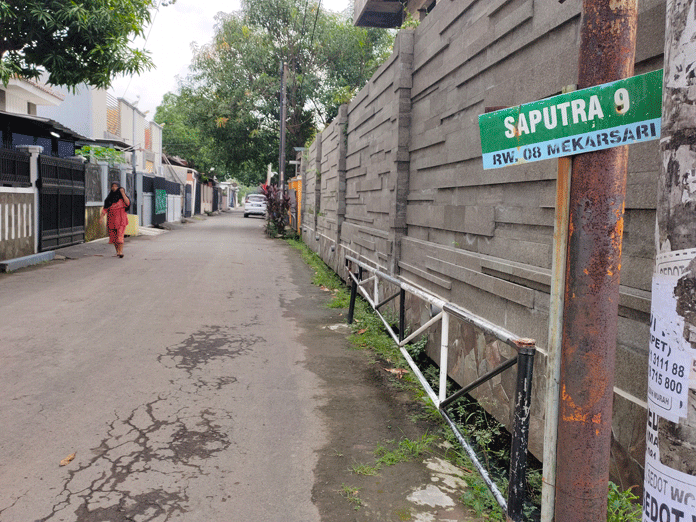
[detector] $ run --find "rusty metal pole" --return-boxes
[554,1,637,521]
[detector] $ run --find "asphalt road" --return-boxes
[0,211,474,522]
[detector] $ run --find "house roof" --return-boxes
[21,78,65,101]
[163,154,190,167]
[83,137,132,150]
[0,110,86,141]
[5,78,65,106]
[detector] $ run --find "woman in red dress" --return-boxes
[101,183,130,258]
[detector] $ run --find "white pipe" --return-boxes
[354,277,376,309]
[358,275,375,287]
[439,312,450,403]
[401,280,447,309]
[374,274,379,305]
[376,308,400,345]
[541,154,572,522]
[400,346,439,406]
[400,311,443,347]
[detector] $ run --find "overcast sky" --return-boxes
[109,0,351,119]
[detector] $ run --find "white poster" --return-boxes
[647,272,692,423]
[644,249,696,522]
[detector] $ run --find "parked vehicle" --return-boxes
[244,194,267,218]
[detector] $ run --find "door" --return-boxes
[38,155,85,251]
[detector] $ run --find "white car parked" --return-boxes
[243,194,267,218]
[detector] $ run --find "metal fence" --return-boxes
[38,155,85,251]
[345,255,536,522]
[0,149,31,187]
[106,93,120,136]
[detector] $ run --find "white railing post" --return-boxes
[439,311,450,404]
[373,272,379,304]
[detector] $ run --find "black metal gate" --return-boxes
[212,187,219,212]
[152,176,166,226]
[185,184,192,217]
[194,181,201,215]
[38,156,85,251]
[288,188,298,232]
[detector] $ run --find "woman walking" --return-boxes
[102,183,130,258]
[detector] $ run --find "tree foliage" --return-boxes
[155,0,393,185]
[0,0,160,88]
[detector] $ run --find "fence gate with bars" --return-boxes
[38,156,85,251]
[184,185,191,217]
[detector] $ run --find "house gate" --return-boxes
[152,176,166,226]
[185,184,192,217]
[288,188,298,232]
[38,156,85,251]
[194,181,201,215]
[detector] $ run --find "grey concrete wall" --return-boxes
[314,106,347,274]
[301,131,321,255]
[300,0,667,489]
[0,190,35,261]
[337,30,414,275]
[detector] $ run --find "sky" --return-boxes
[109,0,351,119]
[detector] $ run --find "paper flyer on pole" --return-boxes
[644,248,696,522]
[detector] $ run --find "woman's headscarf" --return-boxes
[104,183,125,209]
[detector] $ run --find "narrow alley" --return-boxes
[0,211,473,522]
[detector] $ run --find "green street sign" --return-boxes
[478,69,662,169]
[155,189,167,215]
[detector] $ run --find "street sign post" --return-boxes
[478,69,662,169]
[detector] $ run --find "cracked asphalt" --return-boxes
[0,210,474,522]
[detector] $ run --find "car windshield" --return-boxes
[248,195,265,202]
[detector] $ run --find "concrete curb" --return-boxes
[0,251,55,273]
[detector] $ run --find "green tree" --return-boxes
[156,0,393,184]
[155,91,216,173]
[0,0,164,88]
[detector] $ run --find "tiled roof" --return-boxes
[17,77,66,101]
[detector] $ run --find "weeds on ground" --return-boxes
[460,472,506,521]
[340,484,363,510]
[349,461,379,476]
[288,240,641,521]
[287,238,541,518]
[348,433,436,479]
[286,239,345,291]
[607,482,641,522]
[375,433,436,466]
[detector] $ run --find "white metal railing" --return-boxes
[344,254,537,521]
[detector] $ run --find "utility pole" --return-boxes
[642,1,696,519]
[554,2,637,521]
[279,61,288,195]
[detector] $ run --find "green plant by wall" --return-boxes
[607,482,641,522]
[76,145,126,165]
[287,237,643,522]
[400,9,420,30]
[261,183,291,238]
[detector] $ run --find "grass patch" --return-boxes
[374,433,436,466]
[340,484,363,510]
[286,238,548,519]
[286,239,345,292]
[607,482,641,522]
[349,461,380,476]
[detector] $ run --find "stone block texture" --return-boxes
[299,0,666,490]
